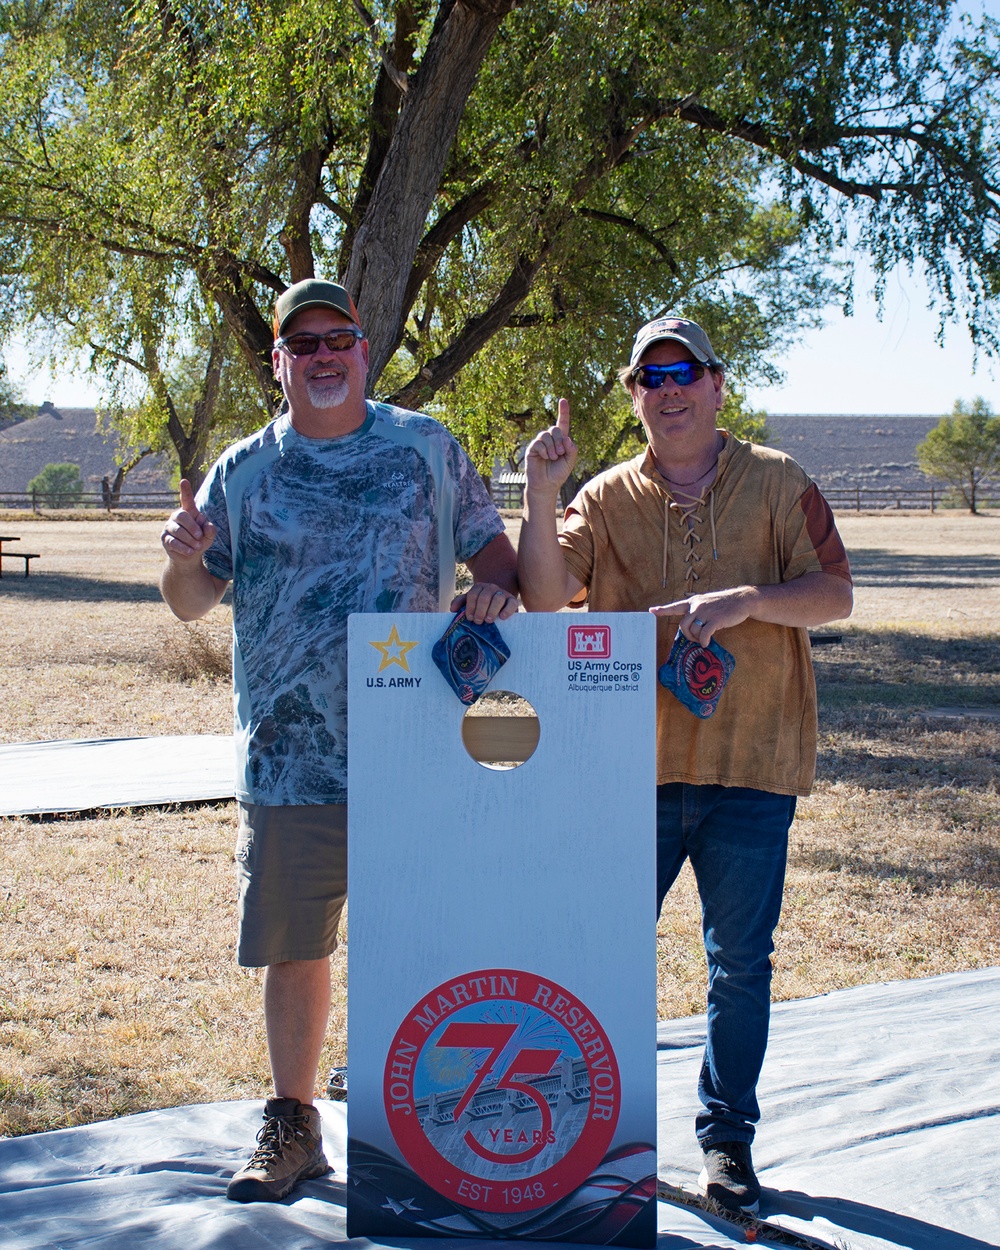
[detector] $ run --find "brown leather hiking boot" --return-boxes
[227,1097,330,1202]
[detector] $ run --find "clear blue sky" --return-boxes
[741,262,998,416]
[6,3,998,417]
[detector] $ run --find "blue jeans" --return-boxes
[657,783,795,1148]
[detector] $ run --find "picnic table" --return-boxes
[0,536,41,578]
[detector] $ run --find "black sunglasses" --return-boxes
[275,328,364,356]
[632,361,707,389]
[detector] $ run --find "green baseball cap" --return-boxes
[273,279,362,337]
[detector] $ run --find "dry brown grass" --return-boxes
[0,797,349,1138]
[1,512,999,1136]
[0,520,233,742]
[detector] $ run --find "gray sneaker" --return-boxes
[227,1098,330,1202]
[697,1140,760,1214]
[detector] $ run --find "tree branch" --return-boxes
[197,251,280,405]
[352,0,412,94]
[387,88,671,404]
[576,207,680,272]
[387,244,551,409]
[280,140,334,282]
[187,329,228,470]
[400,180,497,323]
[671,98,990,204]
[87,342,147,374]
[316,189,351,224]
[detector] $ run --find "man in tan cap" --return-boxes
[517,314,852,1215]
[161,278,518,1201]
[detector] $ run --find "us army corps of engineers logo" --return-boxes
[383,968,620,1214]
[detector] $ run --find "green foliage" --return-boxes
[0,358,30,429]
[720,390,769,447]
[27,461,84,501]
[917,397,1000,514]
[1,0,999,476]
[407,155,825,473]
[92,309,270,490]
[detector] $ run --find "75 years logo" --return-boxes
[383,968,620,1213]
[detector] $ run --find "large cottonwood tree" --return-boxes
[1,0,999,476]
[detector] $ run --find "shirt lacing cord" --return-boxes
[662,489,719,590]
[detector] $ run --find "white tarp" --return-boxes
[0,1101,748,1250]
[0,736,235,816]
[2,969,998,1250]
[658,967,1000,1250]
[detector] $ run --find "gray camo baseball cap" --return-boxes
[629,316,722,367]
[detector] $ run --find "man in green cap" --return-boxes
[160,278,518,1201]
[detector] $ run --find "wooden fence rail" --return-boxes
[507,482,996,513]
[0,490,178,512]
[819,486,941,512]
[816,485,999,512]
[0,484,996,514]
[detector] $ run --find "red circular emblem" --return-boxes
[383,968,620,1213]
[682,646,724,700]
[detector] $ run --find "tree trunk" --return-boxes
[103,450,153,508]
[343,0,516,383]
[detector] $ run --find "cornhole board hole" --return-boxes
[347,611,658,1246]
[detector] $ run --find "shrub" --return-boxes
[27,461,85,505]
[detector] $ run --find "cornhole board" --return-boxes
[346,611,658,1246]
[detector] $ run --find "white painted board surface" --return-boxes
[347,612,658,1245]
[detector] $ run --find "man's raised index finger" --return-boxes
[557,397,571,436]
[179,477,198,514]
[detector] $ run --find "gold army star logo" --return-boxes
[369,624,419,673]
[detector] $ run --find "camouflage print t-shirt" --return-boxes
[197,401,505,805]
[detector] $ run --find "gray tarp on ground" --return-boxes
[658,967,1000,1250]
[0,736,235,816]
[1,968,997,1250]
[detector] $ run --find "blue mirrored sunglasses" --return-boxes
[275,328,364,356]
[632,361,706,389]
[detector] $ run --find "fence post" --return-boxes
[855,486,860,512]
[930,485,935,514]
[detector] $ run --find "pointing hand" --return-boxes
[161,478,217,560]
[525,397,578,495]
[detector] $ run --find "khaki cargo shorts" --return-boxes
[234,802,348,967]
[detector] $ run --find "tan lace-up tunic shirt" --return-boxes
[558,435,852,796]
